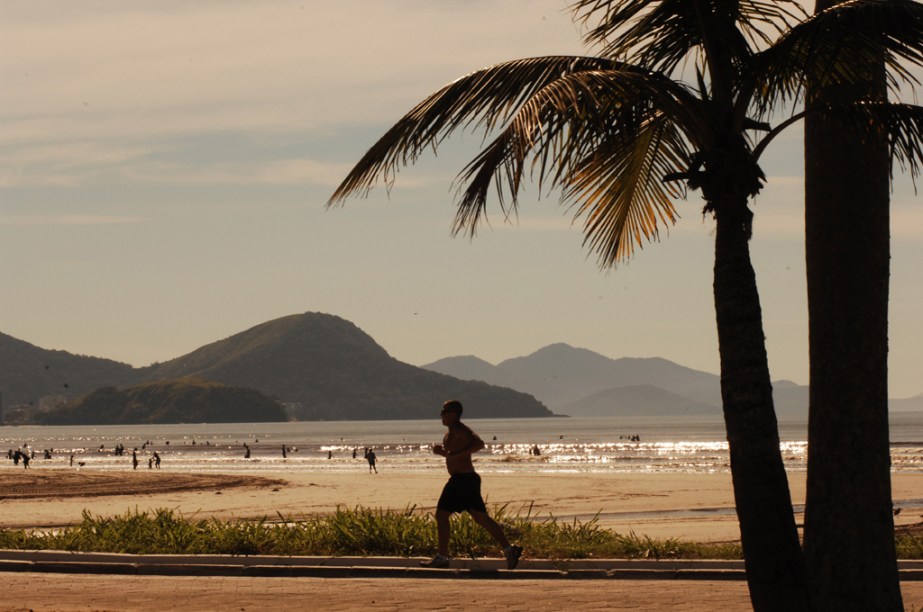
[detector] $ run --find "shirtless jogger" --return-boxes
[421,400,523,569]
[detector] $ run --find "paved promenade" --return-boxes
[6,572,923,611]
[5,573,753,611]
[1,552,922,611]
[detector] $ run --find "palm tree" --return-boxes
[330,2,923,608]
[803,0,923,608]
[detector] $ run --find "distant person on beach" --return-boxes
[244,444,251,459]
[154,452,161,469]
[132,451,139,470]
[365,448,377,473]
[421,400,522,570]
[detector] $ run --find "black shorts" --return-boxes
[437,472,487,514]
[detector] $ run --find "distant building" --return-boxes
[281,401,303,419]
[4,404,33,424]
[37,395,67,413]
[0,395,66,424]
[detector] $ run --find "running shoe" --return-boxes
[420,554,450,568]
[505,545,523,570]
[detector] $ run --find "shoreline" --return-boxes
[3,469,923,542]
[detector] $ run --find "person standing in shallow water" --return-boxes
[421,400,523,570]
[365,448,377,473]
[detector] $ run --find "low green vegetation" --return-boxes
[896,533,923,560]
[3,505,920,560]
[37,377,287,425]
[0,504,742,559]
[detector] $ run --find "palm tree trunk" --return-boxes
[712,197,809,611]
[802,4,901,603]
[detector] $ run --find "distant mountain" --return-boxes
[890,393,923,412]
[497,343,724,407]
[0,313,552,422]
[142,313,552,420]
[0,332,140,406]
[558,384,719,417]
[37,377,288,425]
[423,355,561,403]
[424,355,504,385]
[771,380,810,418]
[423,342,810,418]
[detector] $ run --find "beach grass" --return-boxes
[0,504,744,560]
[897,532,923,559]
[6,505,923,560]
[4,504,920,561]
[10,506,923,560]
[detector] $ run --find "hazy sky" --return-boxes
[2,1,921,398]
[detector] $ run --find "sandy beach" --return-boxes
[6,468,923,610]
[3,468,923,542]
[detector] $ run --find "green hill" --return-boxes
[37,377,287,425]
[142,313,552,420]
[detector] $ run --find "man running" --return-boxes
[421,400,523,569]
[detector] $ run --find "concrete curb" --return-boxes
[0,550,746,579]
[0,551,921,581]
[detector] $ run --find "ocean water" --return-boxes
[2,413,922,475]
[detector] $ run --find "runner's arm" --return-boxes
[447,431,485,457]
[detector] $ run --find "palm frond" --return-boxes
[571,0,805,72]
[851,102,923,180]
[751,0,923,115]
[568,117,688,265]
[328,56,619,205]
[448,68,696,264]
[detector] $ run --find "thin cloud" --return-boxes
[0,215,148,226]
[1,1,582,144]
[0,142,155,187]
[119,158,372,187]
[0,1,581,193]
